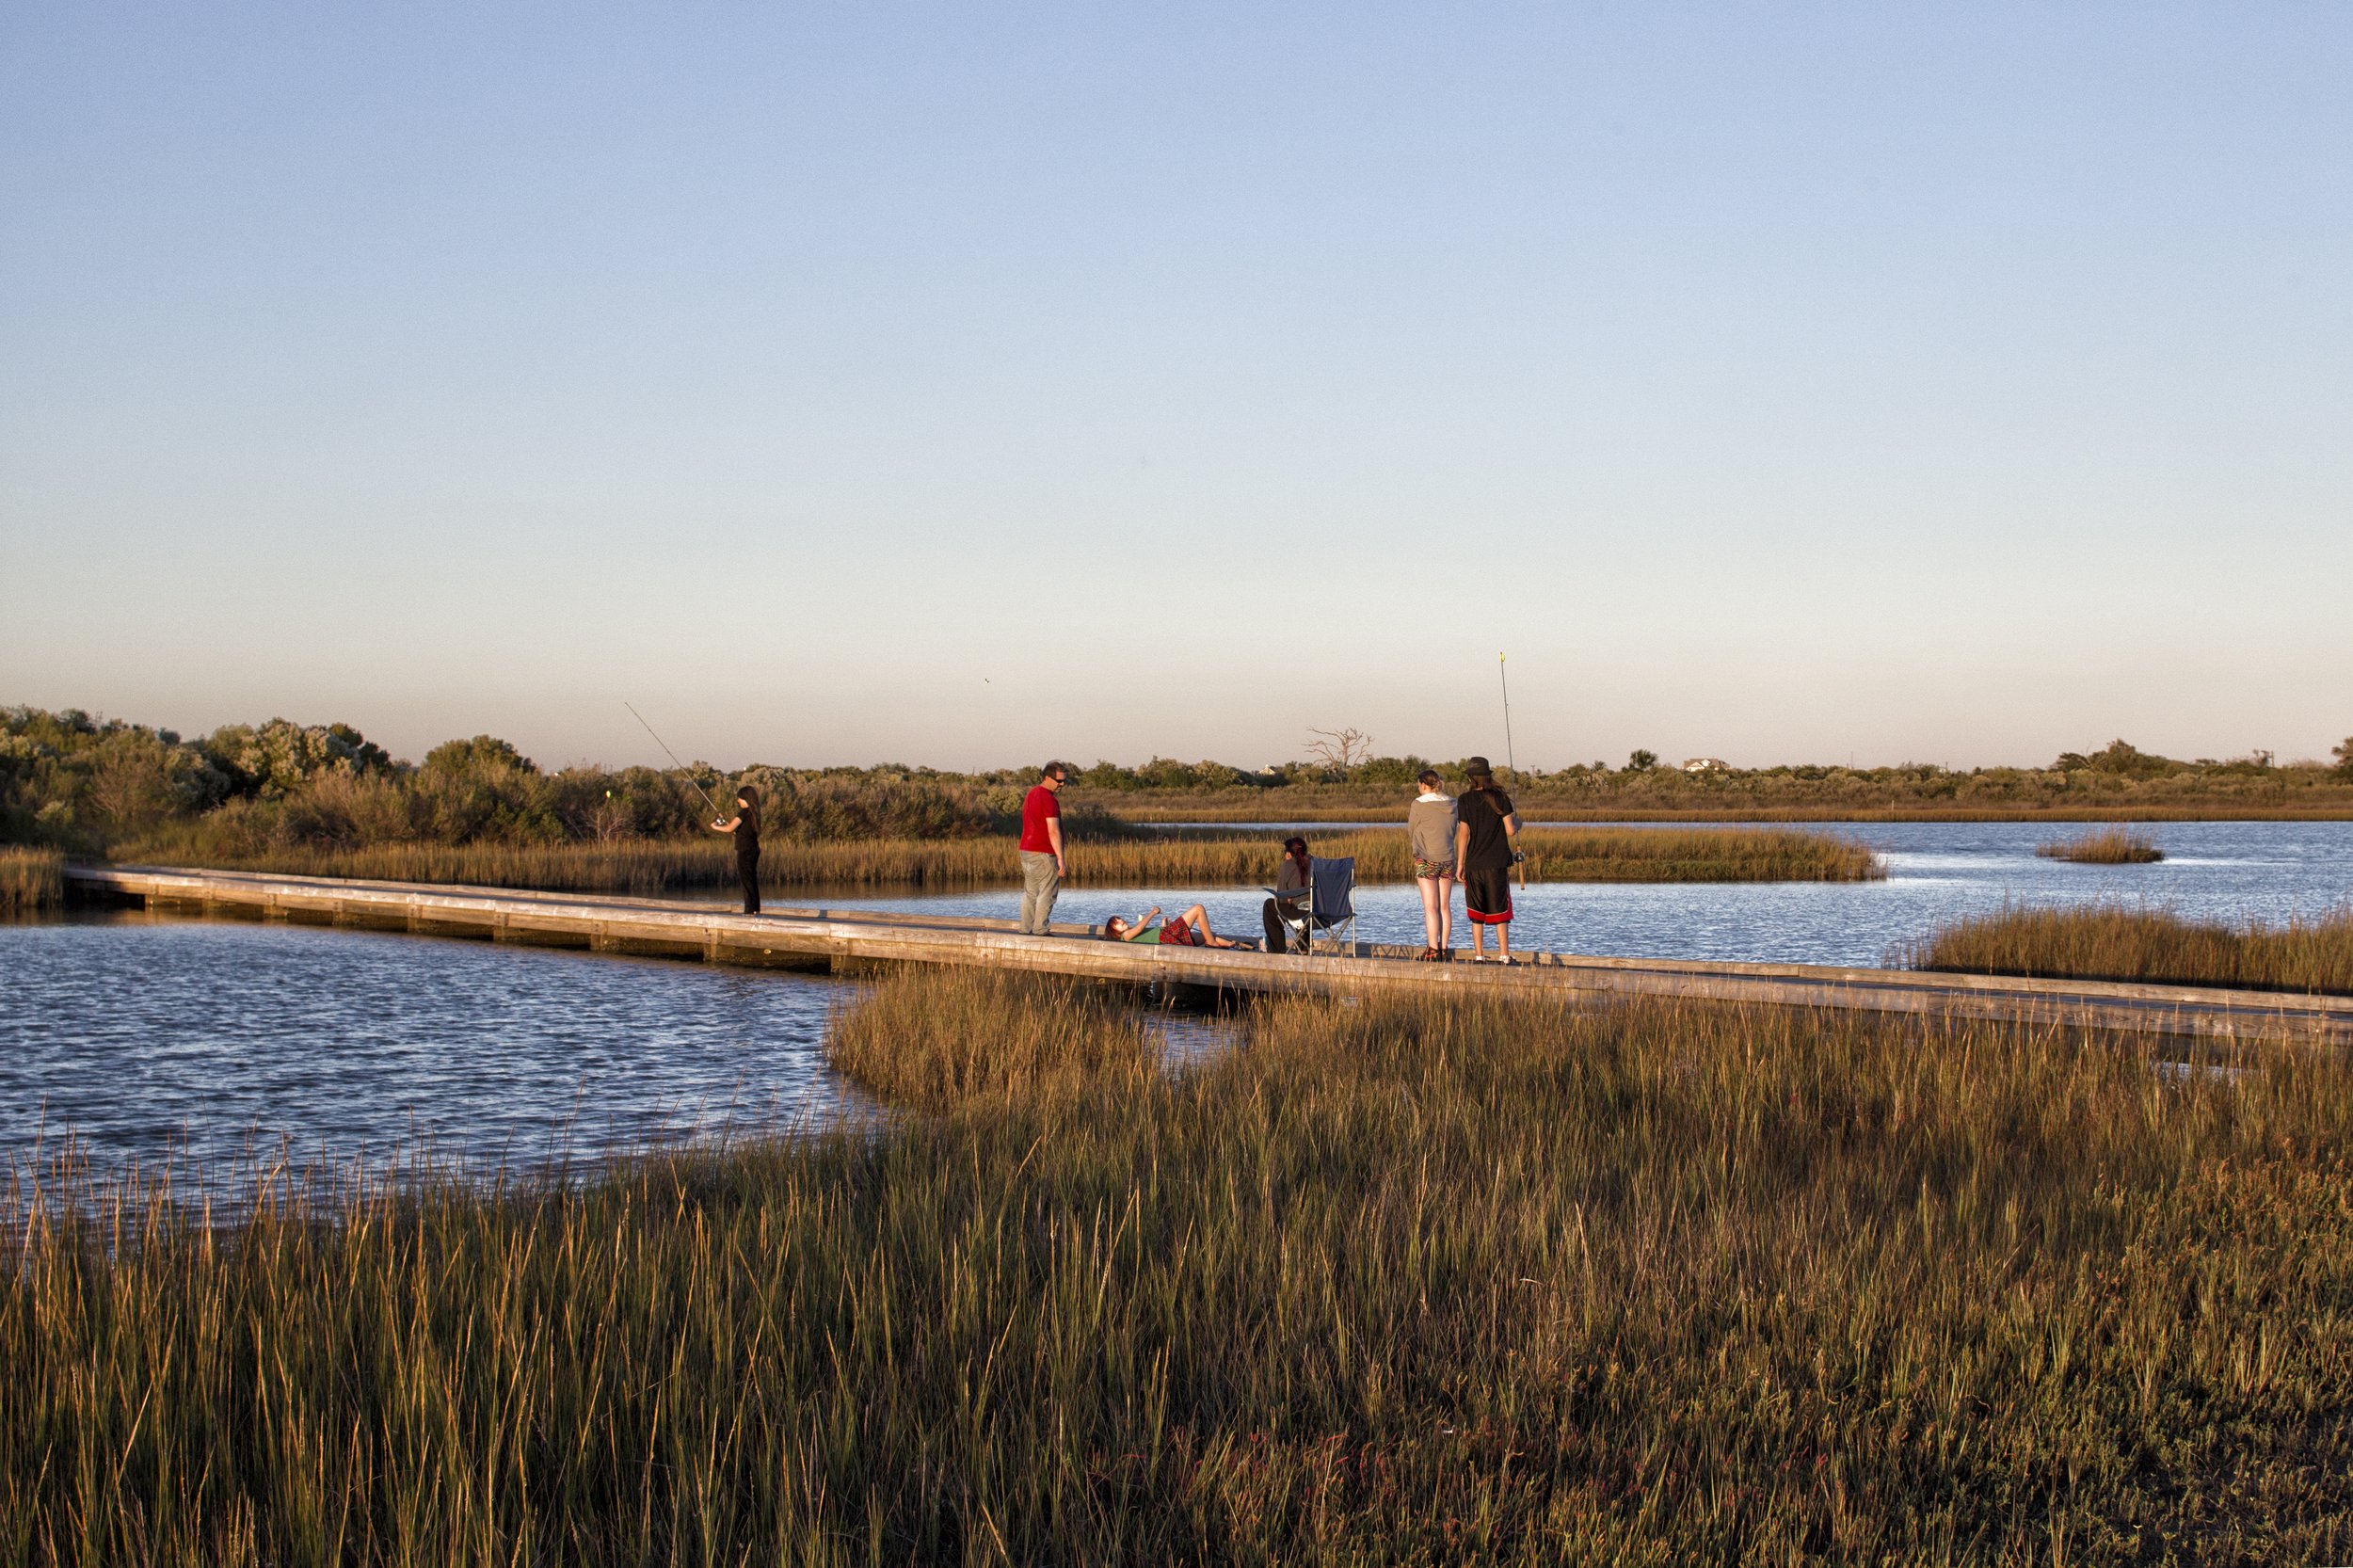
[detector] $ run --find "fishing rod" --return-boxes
[623,701,728,823]
[1498,652,1525,889]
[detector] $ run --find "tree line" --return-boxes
[7,706,2350,856]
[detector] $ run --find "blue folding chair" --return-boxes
[1269,856,1357,954]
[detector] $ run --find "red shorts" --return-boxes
[1160,916,1194,946]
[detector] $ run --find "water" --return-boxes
[1,912,867,1190]
[6,821,2345,1186]
[807,820,2353,968]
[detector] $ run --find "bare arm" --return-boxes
[708,815,742,834]
[1456,820,1470,866]
[1048,813,1065,871]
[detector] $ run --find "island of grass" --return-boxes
[12,966,2351,1560]
[2037,827,2164,864]
[1908,904,2353,996]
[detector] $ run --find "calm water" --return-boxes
[817,820,2353,967]
[5,821,2345,1185]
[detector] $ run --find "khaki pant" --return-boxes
[1019,851,1061,935]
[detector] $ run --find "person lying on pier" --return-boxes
[1101,904,1252,950]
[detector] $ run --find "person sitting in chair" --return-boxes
[1102,904,1252,949]
[1261,836,1312,953]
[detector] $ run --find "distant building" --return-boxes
[1681,757,1729,775]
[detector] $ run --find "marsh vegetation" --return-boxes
[0,845,62,914]
[8,967,2350,1560]
[152,823,1880,893]
[2038,827,2165,864]
[1909,904,2353,997]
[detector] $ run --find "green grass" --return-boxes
[1909,903,2353,997]
[126,823,1880,893]
[8,966,2352,1561]
[0,845,63,914]
[2038,828,2166,864]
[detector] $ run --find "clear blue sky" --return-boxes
[5,3,2347,772]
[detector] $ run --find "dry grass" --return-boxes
[2039,828,2166,864]
[0,845,63,914]
[1127,824,1884,884]
[8,967,2352,1561]
[1908,903,2353,996]
[144,824,1879,892]
[143,837,1027,893]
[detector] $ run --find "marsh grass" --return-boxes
[1909,903,2353,996]
[2039,827,2166,864]
[9,967,2353,1561]
[146,836,1031,893]
[146,824,1879,893]
[0,845,64,914]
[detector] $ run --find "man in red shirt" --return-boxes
[1017,762,1069,935]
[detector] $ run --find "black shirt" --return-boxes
[733,808,760,858]
[1458,787,1515,872]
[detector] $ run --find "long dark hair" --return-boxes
[734,782,760,831]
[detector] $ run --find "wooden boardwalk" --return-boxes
[67,865,2353,1048]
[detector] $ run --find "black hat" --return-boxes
[1465,756,1494,780]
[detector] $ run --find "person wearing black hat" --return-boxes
[1452,758,1519,961]
[1261,835,1312,952]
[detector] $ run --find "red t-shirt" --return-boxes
[1018,785,1062,853]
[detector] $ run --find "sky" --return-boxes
[3,2,2348,773]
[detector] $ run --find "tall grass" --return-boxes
[1100,824,1883,884]
[2038,827,2165,864]
[143,837,1028,893]
[143,824,1880,893]
[0,845,63,914]
[1908,903,2353,996]
[8,968,2352,1560]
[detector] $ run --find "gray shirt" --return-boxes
[1407,793,1458,867]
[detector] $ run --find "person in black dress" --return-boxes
[708,783,761,914]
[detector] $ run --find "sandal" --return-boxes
[1415,946,1439,962]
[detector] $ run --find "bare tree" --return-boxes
[1304,727,1376,772]
[587,790,632,846]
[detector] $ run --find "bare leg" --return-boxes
[1417,878,1442,949]
[1176,904,1242,949]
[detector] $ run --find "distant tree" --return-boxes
[1353,755,1428,788]
[1137,757,1201,790]
[423,735,538,776]
[1079,760,1137,792]
[203,718,394,797]
[2333,736,2353,779]
[2052,740,2175,778]
[1625,749,1658,773]
[1304,728,1376,772]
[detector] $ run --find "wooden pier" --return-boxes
[66,865,2353,1047]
